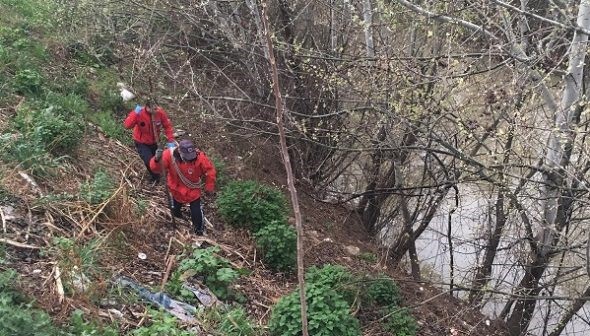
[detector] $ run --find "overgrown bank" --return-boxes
[0,0,506,335]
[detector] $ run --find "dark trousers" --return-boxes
[172,198,204,234]
[135,142,159,181]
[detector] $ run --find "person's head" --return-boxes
[178,140,198,161]
[145,99,156,115]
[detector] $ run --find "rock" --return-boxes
[345,245,360,256]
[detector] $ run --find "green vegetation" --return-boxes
[48,237,103,296]
[254,221,297,273]
[217,180,288,232]
[384,307,418,336]
[269,265,418,336]
[0,270,61,336]
[80,170,115,205]
[210,155,227,188]
[167,246,239,301]
[269,265,361,336]
[215,306,260,336]
[66,310,119,336]
[363,275,401,307]
[90,111,129,144]
[131,309,192,336]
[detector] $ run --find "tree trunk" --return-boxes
[362,0,375,58]
[469,129,515,304]
[505,2,590,334]
[548,285,590,336]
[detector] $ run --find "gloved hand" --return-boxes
[167,142,176,149]
[134,104,142,114]
[155,149,163,162]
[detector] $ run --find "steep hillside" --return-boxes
[0,0,509,335]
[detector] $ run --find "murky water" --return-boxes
[401,184,590,336]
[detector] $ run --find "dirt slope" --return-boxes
[0,107,508,335]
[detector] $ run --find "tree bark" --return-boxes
[548,285,590,336]
[505,2,590,334]
[362,0,375,58]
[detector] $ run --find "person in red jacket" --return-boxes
[150,140,216,236]
[124,100,175,183]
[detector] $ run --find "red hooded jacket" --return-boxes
[149,148,216,203]
[123,106,174,145]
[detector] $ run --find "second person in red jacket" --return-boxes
[123,100,175,183]
[150,140,216,236]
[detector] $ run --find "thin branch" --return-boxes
[259,0,309,335]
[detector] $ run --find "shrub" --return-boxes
[90,111,129,144]
[54,76,89,97]
[210,155,227,188]
[80,170,115,205]
[98,86,125,113]
[254,221,296,273]
[131,309,192,336]
[268,282,360,336]
[384,307,418,336]
[44,91,90,117]
[305,264,357,305]
[0,132,56,175]
[217,180,288,231]
[67,309,118,336]
[13,103,85,155]
[364,275,401,307]
[306,264,352,288]
[0,270,61,336]
[167,246,239,301]
[217,306,259,336]
[268,265,360,336]
[13,68,42,95]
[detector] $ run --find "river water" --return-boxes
[390,184,590,336]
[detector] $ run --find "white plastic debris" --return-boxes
[138,252,147,260]
[117,82,135,102]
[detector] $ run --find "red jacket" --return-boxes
[123,106,174,145]
[149,148,216,203]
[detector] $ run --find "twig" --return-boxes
[18,171,42,195]
[160,255,176,291]
[0,206,6,234]
[193,237,251,267]
[76,185,124,239]
[0,238,40,249]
